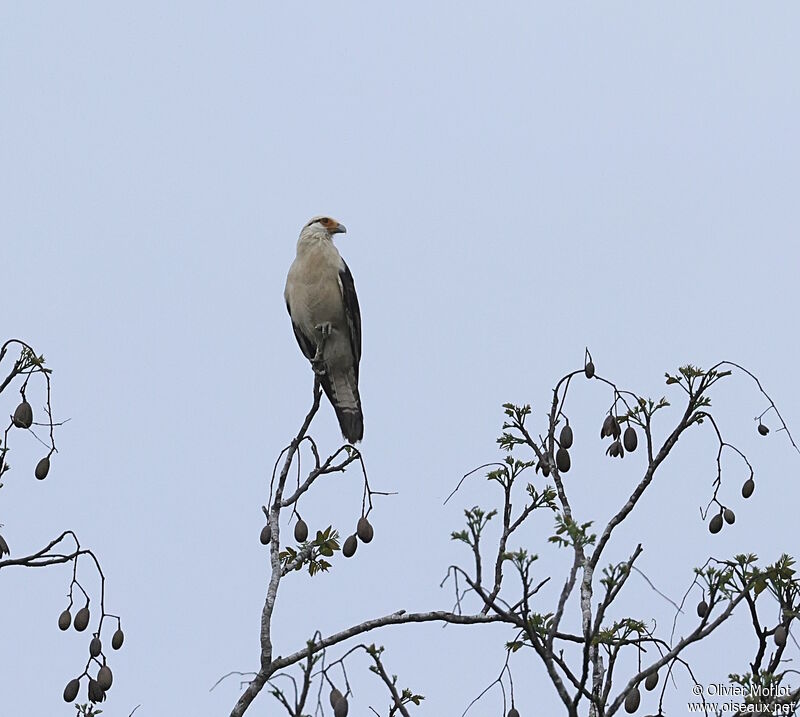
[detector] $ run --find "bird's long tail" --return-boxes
[321,370,363,443]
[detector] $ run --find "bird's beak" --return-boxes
[331,222,347,235]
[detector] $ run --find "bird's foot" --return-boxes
[315,322,332,338]
[311,322,331,373]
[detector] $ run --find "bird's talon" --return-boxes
[315,322,332,338]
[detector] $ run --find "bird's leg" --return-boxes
[312,357,326,376]
[311,323,331,375]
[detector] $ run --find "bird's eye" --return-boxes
[321,218,331,225]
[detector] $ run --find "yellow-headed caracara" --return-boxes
[284,216,363,443]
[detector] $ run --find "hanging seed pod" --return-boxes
[555,447,571,473]
[606,440,624,459]
[723,508,736,525]
[601,414,615,438]
[294,519,308,543]
[508,708,520,717]
[63,678,80,703]
[87,677,106,703]
[259,524,272,545]
[329,688,343,708]
[584,361,595,379]
[645,672,659,691]
[696,600,709,618]
[758,423,769,436]
[0,534,9,558]
[559,424,573,449]
[611,418,621,439]
[709,514,723,534]
[624,686,641,713]
[623,426,638,452]
[334,696,349,717]
[74,606,90,632]
[89,636,102,658]
[356,517,374,543]
[342,534,358,558]
[742,478,755,499]
[58,609,72,631]
[111,627,124,650]
[96,665,113,691]
[536,455,551,477]
[12,400,33,429]
[775,625,787,647]
[35,456,51,480]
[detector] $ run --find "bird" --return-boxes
[284,216,363,443]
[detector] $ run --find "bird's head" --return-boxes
[301,216,347,239]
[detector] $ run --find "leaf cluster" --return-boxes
[279,526,340,576]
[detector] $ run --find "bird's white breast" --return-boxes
[285,237,346,336]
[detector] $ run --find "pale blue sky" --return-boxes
[1,3,798,715]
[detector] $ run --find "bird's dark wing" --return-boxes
[339,260,362,380]
[286,299,316,361]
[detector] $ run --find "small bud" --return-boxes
[584,361,595,379]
